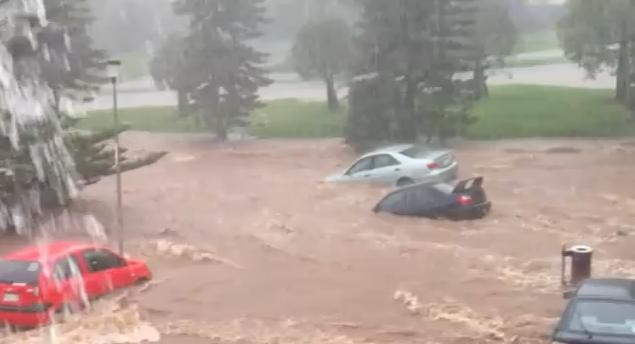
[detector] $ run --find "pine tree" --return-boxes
[41,0,167,185]
[0,0,79,235]
[41,0,108,102]
[347,0,495,147]
[173,0,272,140]
[150,34,191,116]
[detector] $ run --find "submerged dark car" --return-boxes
[373,177,491,220]
[553,279,635,344]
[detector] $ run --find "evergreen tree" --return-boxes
[558,0,635,102]
[150,34,191,116]
[471,0,517,99]
[347,0,482,147]
[41,0,108,102]
[0,0,79,235]
[41,0,167,186]
[173,0,272,140]
[292,17,353,110]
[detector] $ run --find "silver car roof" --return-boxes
[361,144,450,159]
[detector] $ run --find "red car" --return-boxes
[0,241,151,328]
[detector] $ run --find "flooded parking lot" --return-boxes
[4,134,635,344]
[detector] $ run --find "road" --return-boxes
[87,63,616,111]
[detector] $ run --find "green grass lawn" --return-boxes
[514,30,560,53]
[81,86,634,140]
[468,85,635,139]
[81,99,345,138]
[78,106,204,133]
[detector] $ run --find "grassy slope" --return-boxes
[81,86,634,140]
[81,99,346,138]
[468,85,634,139]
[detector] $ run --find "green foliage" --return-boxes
[292,17,353,110]
[558,0,623,78]
[468,85,635,139]
[42,0,108,91]
[347,0,486,146]
[292,18,353,80]
[475,0,518,58]
[0,4,79,234]
[66,126,167,184]
[171,0,273,140]
[558,0,635,104]
[345,73,400,148]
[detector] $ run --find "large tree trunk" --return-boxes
[616,22,630,102]
[402,76,418,141]
[473,58,488,100]
[177,88,187,117]
[325,76,339,111]
[215,121,228,141]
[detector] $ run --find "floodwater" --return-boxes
[4,134,635,344]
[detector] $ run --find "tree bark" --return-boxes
[177,89,187,117]
[325,76,339,111]
[473,58,488,100]
[616,21,630,102]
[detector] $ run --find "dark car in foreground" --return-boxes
[373,177,491,220]
[553,279,635,344]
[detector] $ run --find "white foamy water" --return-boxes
[5,296,160,344]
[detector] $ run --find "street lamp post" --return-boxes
[106,59,123,255]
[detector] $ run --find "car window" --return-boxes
[53,255,81,282]
[565,300,635,336]
[347,157,373,175]
[373,154,400,168]
[378,192,405,209]
[400,145,428,158]
[82,249,125,273]
[0,260,41,286]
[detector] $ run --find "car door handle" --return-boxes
[394,168,401,171]
[363,174,371,178]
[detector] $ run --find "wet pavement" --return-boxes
[87,63,615,111]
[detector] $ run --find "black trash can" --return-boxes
[562,245,593,286]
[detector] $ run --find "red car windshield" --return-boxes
[0,260,41,286]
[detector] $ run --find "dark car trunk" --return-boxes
[453,177,487,204]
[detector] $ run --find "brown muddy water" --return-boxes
[3,134,635,344]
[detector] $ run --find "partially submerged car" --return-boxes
[373,177,491,220]
[0,241,152,328]
[326,144,458,187]
[553,278,635,344]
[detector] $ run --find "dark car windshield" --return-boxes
[564,299,635,337]
[0,260,41,286]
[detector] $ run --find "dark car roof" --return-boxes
[576,278,635,300]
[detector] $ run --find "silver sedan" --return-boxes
[326,144,459,187]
